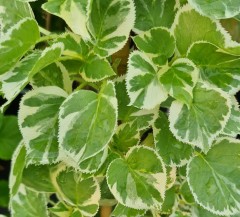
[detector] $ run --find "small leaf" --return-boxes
[169,82,231,152]
[111,203,146,217]
[19,86,67,165]
[179,181,194,204]
[188,0,240,19]
[126,51,168,109]
[49,202,72,217]
[107,146,167,210]
[161,186,176,214]
[187,137,240,215]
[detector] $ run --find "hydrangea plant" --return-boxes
[0,0,240,216]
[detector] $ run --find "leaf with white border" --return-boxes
[169,82,231,152]
[107,146,167,210]
[19,86,67,165]
[160,58,198,106]
[154,111,194,166]
[188,0,240,19]
[111,203,146,217]
[133,27,175,66]
[187,41,240,95]
[87,0,135,57]
[187,137,240,215]
[0,18,39,75]
[126,51,168,109]
[59,81,117,167]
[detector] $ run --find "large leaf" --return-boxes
[153,111,194,167]
[59,81,117,167]
[169,82,231,152]
[187,137,240,215]
[187,41,240,94]
[11,184,48,217]
[0,18,39,75]
[133,0,177,32]
[1,43,63,110]
[160,58,198,106]
[87,0,135,57]
[42,0,90,40]
[0,115,22,160]
[51,165,100,216]
[107,146,167,210]
[126,51,168,109]
[188,0,240,19]
[19,86,67,165]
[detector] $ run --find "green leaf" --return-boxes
[49,202,72,217]
[22,164,55,192]
[179,181,195,204]
[18,86,67,165]
[59,81,117,168]
[153,111,194,166]
[187,137,240,215]
[169,82,231,152]
[87,0,135,57]
[126,51,168,109]
[161,186,176,214]
[133,27,175,66]
[111,203,146,217]
[0,0,33,34]
[0,18,39,75]
[166,166,176,190]
[133,0,177,32]
[0,116,22,160]
[11,184,48,217]
[187,41,240,94]
[52,166,100,216]
[9,142,26,196]
[42,0,90,40]
[160,58,199,106]
[1,43,63,111]
[172,5,228,55]
[107,146,167,210]
[188,0,240,19]
[0,180,9,208]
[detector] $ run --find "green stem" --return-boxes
[39,26,51,35]
[37,34,59,43]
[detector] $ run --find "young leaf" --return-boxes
[59,81,117,167]
[18,86,67,165]
[154,111,194,167]
[169,82,231,152]
[107,146,167,210]
[187,137,240,215]
[0,18,39,75]
[179,181,195,204]
[49,202,72,217]
[111,203,146,217]
[10,184,48,217]
[160,58,198,106]
[42,0,91,40]
[133,27,175,66]
[188,0,240,19]
[187,41,240,95]
[133,0,177,32]
[126,51,168,109]
[87,0,135,57]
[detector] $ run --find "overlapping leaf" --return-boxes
[107,146,166,210]
[19,86,67,165]
[111,203,146,217]
[169,82,231,152]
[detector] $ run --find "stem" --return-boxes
[39,26,51,35]
[100,206,112,217]
[37,34,59,43]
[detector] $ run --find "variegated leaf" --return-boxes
[111,203,146,217]
[87,0,135,57]
[0,18,39,75]
[19,86,67,165]
[154,111,194,167]
[133,27,175,66]
[166,166,177,190]
[187,137,240,215]
[133,0,177,33]
[10,184,48,217]
[1,43,63,110]
[107,146,167,210]
[49,202,72,217]
[160,58,198,106]
[187,42,240,94]
[188,0,240,19]
[59,81,117,167]
[126,51,168,109]
[161,186,176,214]
[51,166,100,216]
[0,0,33,34]
[169,82,231,152]
[42,0,90,40]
